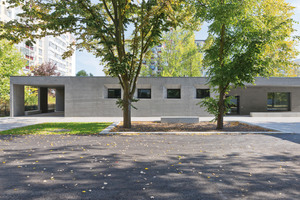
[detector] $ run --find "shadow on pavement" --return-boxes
[0,134,299,200]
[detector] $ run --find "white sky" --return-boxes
[76,0,300,76]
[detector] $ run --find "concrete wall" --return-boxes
[56,88,65,111]
[10,84,24,117]
[229,86,300,115]
[63,77,213,117]
[39,87,48,113]
[10,76,300,117]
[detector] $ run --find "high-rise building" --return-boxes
[0,1,76,76]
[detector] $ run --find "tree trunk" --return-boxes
[216,89,226,130]
[123,98,131,128]
[122,82,131,128]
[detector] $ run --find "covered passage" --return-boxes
[10,77,66,117]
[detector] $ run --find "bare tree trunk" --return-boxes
[123,98,131,128]
[216,89,226,130]
[122,81,131,128]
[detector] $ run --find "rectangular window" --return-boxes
[196,89,210,99]
[108,89,121,98]
[226,96,240,115]
[167,89,180,99]
[267,92,290,111]
[138,89,151,99]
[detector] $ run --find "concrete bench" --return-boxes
[25,110,42,116]
[161,116,199,123]
[250,112,300,117]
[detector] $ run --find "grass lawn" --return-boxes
[0,122,112,135]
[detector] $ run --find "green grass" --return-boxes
[0,122,112,135]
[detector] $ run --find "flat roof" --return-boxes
[10,76,300,87]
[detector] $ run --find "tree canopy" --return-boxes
[76,69,93,77]
[198,0,299,129]
[141,27,203,77]
[160,28,203,77]
[0,39,25,105]
[0,0,197,127]
[31,62,61,76]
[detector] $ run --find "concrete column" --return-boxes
[39,87,48,113]
[56,88,65,111]
[10,84,25,117]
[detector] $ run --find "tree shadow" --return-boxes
[0,134,300,199]
[267,133,300,145]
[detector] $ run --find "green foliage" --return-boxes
[0,0,197,127]
[160,28,203,77]
[76,70,92,77]
[48,95,56,104]
[197,0,299,129]
[198,96,232,122]
[24,86,38,106]
[141,27,203,77]
[0,39,25,105]
[0,122,112,135]
[116,98,139,110]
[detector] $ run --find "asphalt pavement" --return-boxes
[0,133,299,200]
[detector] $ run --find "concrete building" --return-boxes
[10,76,300,117]
[0,0,76,76]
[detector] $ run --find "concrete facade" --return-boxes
[56,89,65,112]
[39,87,48,113]
[10,76,300,117]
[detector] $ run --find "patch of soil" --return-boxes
[111,121,276,132]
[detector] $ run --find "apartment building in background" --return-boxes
[0,1,76,76]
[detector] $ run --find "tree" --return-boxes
[160,28,203,77]
[140,28,203,77]
[1,0,194,128]
[272,59,300,77]
[31,62,61,76]
[199,0,298,129]
[76,70,93,77]
[0,39,25,112]
[26,62,60,109]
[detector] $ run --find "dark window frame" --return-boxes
[226,96,240,115]
[137,89,151,99]
[267,92,291,112]
[107,88,121,99]
[196,89,210,99]
[167,89,181,99]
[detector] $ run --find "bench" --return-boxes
[250,112,300,117]
[25,110,42,116]
[161,116,199,123]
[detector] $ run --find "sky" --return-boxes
[75,0,300,76]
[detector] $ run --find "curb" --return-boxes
[99,121,294,135]
[100,122,120,134]
[99,131,287,136]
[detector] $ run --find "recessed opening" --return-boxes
[167,89,181,99]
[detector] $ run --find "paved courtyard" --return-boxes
[0,133,299,200]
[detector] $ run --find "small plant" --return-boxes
[198,95,232,122]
